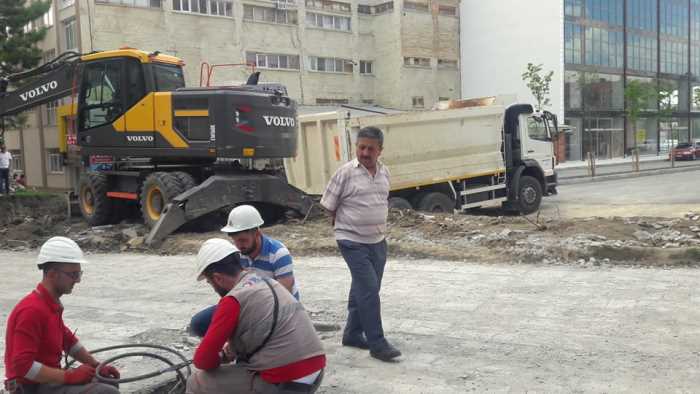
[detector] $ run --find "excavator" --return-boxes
[0,48,312,245]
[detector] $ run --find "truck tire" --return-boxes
[79,173,113,226]
[389,197,412,210]
[172,171,197,192]
[516,175,542,215]
[417,192,455,213]
[140,172,186,228]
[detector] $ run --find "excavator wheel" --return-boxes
[79,173,114,226]
[140,172,188,228]
[171,171,197,193]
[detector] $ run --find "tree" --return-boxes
[624,79,657,151]
[521,63,554,111]
[0,0,52,140]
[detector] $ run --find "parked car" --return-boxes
[670,142,698,160]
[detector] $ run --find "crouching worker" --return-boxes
[4,236,120,394]
[187,239,325,394]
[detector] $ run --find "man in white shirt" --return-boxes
[0,144,12,195]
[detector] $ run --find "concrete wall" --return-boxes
[460,0,564,119]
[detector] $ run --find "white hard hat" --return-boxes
[221,205,264,233]
[37,236,88,266]
[196,238,240,281]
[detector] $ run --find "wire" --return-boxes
[65,343,193,392]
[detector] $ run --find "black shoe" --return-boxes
[342,336,369,350]
[370,343,401,362]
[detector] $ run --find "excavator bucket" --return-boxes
[145,174,313,246]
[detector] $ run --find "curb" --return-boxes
[558,164,700,185]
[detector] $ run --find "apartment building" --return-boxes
[3,0,460,190]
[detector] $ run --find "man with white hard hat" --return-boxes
[4,237,121,394]
[186,238,325,394]
[189,204,300,337]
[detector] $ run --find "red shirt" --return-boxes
[4,284,80,384]
[193,296,326,384]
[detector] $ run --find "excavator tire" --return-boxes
[172,171,197,192]
[79,173,114,226]
[140,172,188,228]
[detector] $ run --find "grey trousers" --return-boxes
[186,365,323,394]
[19,382,119,394]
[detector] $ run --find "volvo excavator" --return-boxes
[0,48,311,245]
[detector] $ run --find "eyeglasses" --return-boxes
[56,270,83,280]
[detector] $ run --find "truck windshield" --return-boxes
[527,116,550,141]
[153,63,185,91]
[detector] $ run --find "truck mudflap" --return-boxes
[145,174,313,246]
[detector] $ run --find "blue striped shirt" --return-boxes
[239,235,300,300]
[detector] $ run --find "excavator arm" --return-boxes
[0,52,81,117]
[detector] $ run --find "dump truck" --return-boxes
[284,98,558,214]
[0,49,312,245]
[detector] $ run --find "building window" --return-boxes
[63,18,76,51]
[47,149,64,174]
[246,52,300,70]
[564,0,583,18]
[584,27,623,69]
[660,0,688,37]
[306,12,350,31]
[358,4,371,14]
[438,96,449,101]
[404,57,430,68]
[627,33,657,73]
[438,5,456,16]
[174,0,232,15]
[627,0,656,31]
[308,56,353,73]
[374,1,393,14]
[582,72,624,111]
[585,0,623,27]
[10,150,23,172]
[305,0,350,13]
[564,21,583,65]
[660,40,688,75]
[403,1,428,12]
[98,0,162,8]
[412,96,424,108]
[36,5,54,28]
[316,98,349,105]
[437,59,457,69]
[359,60,373,74]
[60,0,75,9]
[45,100,59,126]
[243,5,297,24]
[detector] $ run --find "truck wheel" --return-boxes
[79,173,113,226]
[389,197,412,210]
[516,175,542,215]
[172,171,197,192]
[140,172,185,228]
[417,192,455,213]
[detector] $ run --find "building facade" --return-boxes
[5,0,460,190]
[461,0,700,163]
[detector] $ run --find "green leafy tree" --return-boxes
[624,79,657,151]
[521,63,554,111]
[0,0,52,139]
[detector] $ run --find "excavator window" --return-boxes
[125,58,146,109]
[152,63,185,91]
[79,59,124,130]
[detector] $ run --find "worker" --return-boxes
[4,236,121,394]
[186,239,325,394]
[188,205,300,337]
[320,126,401,362]
[0,143,11,194]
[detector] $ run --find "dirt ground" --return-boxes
[1,194,699,268]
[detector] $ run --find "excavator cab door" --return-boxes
[78,57,152,148]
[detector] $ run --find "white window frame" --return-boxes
[306,11,351,31]
[60,0,75,9]
[10,151,23,173]
[47,150,64,174]
[45,100,59,126]
[359,60,373,74]
[243,5,297,24]
[404,56,431,68]
[173,0,232,16]
[63,18,77,52]
[308,56,353,73]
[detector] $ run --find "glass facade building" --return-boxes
[564,0,700,161]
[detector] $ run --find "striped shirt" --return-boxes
[240,235,300,299]
[320,158,390,244]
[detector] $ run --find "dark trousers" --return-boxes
[337,239,387,349]
[0,168,9,194]
[189,304,217,337]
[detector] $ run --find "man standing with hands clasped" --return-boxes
[320,126,401,362]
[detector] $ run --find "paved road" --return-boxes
[557,157,700,179]
[542,167,700,218]
[1,252,699,393]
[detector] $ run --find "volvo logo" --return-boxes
[263,115,295,127]
[19,81,58,102]
[126,135,154,142]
